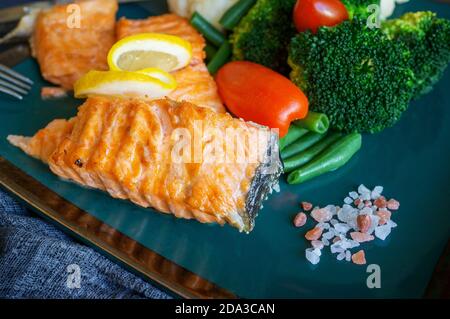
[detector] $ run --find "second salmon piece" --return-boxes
[31,0,118,89]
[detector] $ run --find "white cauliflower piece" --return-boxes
[167,0,192,18]
[167,0,239,30]
[380,0,410,20]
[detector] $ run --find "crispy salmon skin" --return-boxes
[8,97,281,232]
[116,14,225,113]
[31,0,118,89]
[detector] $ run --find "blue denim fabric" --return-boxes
[0,189,170,299]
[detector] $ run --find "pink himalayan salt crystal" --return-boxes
[387,199,400,210]
[311,208,332,223]
[374,196,387,208]
[350,232,375,243]
[376,209,392,225]
[352,250,367,265]
[293,212,307,227]
[332,236,340,243]
[357,214,371,233]
[311,240,324,249]
[305,227,323,241]
[301,202,313,211]
[354,198,362,206]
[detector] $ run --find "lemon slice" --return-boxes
[136,68,177,86]
[108,33,192,72]
[74,70,177,100]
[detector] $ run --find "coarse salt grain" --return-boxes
[317,222,331,230]
[326,205,337,215]
[338,205,357,223]
[371,186,383,200]
[337,252,346,261]
[373,186,383,194]
[334,223,351,234]
[350,231,374,243]
[344,197,353,204]
[323,231,335,240]
[387,199,400,210]
[358,184,370,195]
[375,224,391,240]
[352,250,366,265]
[293,212,307,227]
[359,207,373,215]
[349,191,359,199]
[376,209,391,225]
[305,227,323,241]
[305,248,321,265]
[331,244,344,254]
[349,240,360,248]
[367,215,381,234]
[311,240,324,250]
[387,219,397,228]
[357,215,371,233]
[360,193,371,201]
[301,202,313,211]
[374,196,387,208]
[345,250,351,261]
[311,208,332,222]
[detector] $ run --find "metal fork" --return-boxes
[0,63,33,100]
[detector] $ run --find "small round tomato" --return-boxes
[293,0,349,33]
[216,61,308,137]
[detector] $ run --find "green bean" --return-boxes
[220,0,257,30]
[293,111,330,134]
[279,125,309,151]
[190,12,226,47]
[207,41,232,74]
[281,132,326,160]
[287,133,362,185]
[283,132,342,173]
[204,43,218,63]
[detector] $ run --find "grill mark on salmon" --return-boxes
[8,97,282,232]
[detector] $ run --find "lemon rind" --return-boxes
[107,33,192,72]
[73,70,177,99]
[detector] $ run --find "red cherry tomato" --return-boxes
[293,0,349,33]
[216,61,309,137]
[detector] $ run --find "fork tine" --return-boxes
[0,64,33,85]
[0,79,28,95]
[0,85,23,100]
[0,71,32,90]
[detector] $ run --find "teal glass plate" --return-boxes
[0,0,449,298]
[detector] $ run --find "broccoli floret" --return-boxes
[230,0,297,74]
[341,0,380,19]
[382,12,450,98]
[288,18,415,133]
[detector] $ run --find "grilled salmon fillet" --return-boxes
[31,0,118,89]
[116,14,225,113]
[8,118,75,163]
[8,97,281,232]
